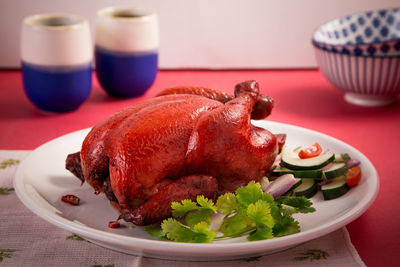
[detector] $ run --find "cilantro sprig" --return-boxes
[146,181,315,243]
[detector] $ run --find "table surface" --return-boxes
[1,69,399,266]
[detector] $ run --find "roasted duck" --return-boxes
[66,80,285,226]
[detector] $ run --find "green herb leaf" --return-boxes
[171,199,198,218]
[196,195,217,212]
[235,181,264,207]
[161,218,215,243]
[161,218,181,237]
[247,226,274,241]
[192,221,216,242]
[275,196,316,214]
[145,223,167,239]
[280,204,297,216]
[216,192,237,215]
[171,196,217,227]
[220,207,255,237]
[185,209,212,227]
[260,191,275,203]
[246,200,274,228]
[271,205,300,237]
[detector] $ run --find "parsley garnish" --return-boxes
[146,181,315,243]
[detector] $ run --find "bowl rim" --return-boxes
[311,7,400,47]
[312,43,400,58]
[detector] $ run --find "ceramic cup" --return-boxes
[95,7,159,98]
[21,14,92,113]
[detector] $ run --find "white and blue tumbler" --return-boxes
[95,7,159,98]
[21,14,92,112]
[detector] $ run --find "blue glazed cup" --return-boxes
[95,7,159,98]
[21,14,92,112]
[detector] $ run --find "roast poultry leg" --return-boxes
[118,175,218,226]
[156,80,274,120]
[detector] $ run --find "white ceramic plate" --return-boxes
[14,121,379,261]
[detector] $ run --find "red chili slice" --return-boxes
[108,220,121,228]
[61,194,80,206]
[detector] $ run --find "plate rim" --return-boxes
[13,121,380,258]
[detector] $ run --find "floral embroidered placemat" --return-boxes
[0,150,366,267]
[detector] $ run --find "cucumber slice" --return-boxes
[281,146,334,170]
[321,176,350,200]
[334,153,351,163]
[322,163,348,180]
[272,165,322,178]
[293,178,318,198]
[290,178,302,191]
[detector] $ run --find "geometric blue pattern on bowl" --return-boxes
[312,8,400,56]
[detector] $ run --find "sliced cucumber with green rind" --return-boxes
[322,163,348,180]
[272,165,322,178]
[334,153,351,163]
[281,146,335,170]
[321,176,350,200]
[293,178,318,198]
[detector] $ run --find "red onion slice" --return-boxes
[264,174,296,198]
[321,163,333,171]
[346,159,361,168]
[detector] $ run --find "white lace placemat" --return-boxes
[0,150,365,267]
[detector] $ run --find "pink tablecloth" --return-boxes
[0,70,399,266]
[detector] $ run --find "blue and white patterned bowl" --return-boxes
[312,8,400,106]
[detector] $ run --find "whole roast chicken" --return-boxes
[66,81,285,226]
